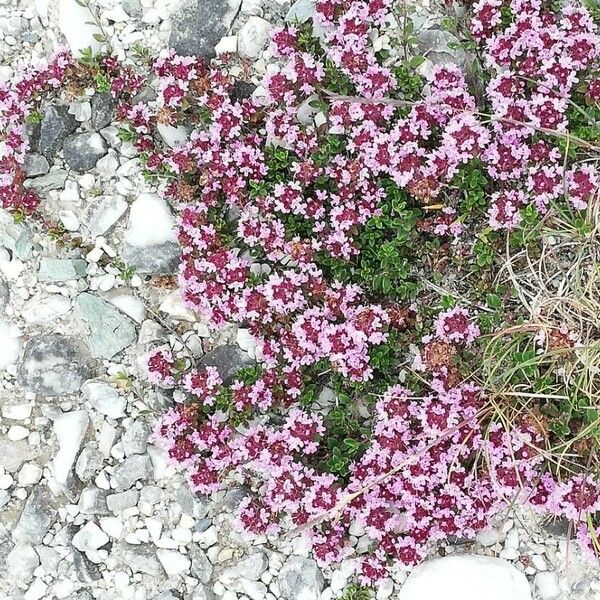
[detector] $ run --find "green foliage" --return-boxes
[340,584,372,600]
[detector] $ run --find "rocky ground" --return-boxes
[1,1,600,599]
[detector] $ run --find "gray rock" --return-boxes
[83,195,128,238]
[122,193,180,275]
[122,0,142,16]
[13,487,57,544]
[0,207,33,260]
[113,455,153,490]
[74,293,137,359]
[24,169,68,194]
[169,0,241,58]
[74,592,95,600]
[38,257,87,282]
[120,543,164,576]
[140,485,164,505]
[190,585,216,600]
[39,105,79,160]
[190,547,213,584]
[285,0,326,37]
[0,438,36,472]
[177,485,210,519]
[231,80,257,102]
[76,445,105,482]
[153,592,182,600]
[23,153,50,177]
[198,344,254,383]
[73,548,102,582]
[231,551,268,580]
[122,420,150,456]
[107,489,139,512]
[78,487,110,515]
[0,277,9,313]
[6,542,39,584]
[417,29,468,69]
[90,93,115,130]
[18,334,94,396]
[278,557,324,600]
[63,132,108,173]
[0,490,9,509]
[24,122,41,153]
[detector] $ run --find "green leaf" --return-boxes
[93,33,106,43]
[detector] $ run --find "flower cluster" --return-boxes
[0,48,73,213]
[472,0,600,224]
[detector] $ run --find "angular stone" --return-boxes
[38,257,87,282]
[52,410,89,486]
[190,547,213,584]
[190,585,216,600]
[107,489,139,512]
[73,548,102,582]
[231,80,257,103]
[113,454,153,490]
[7,542,39,584]
[39,105,79,160]
[63,132,108,173]
[72,521,109,552]
[122,420,150,456]
[278,556,324,600]
[24,169,68,194]
[76,444,104,482]
[82,380,127,419]
[238,16,271,58]
[78,487,110,515]
[83,195,128,238]
[198,344,254,383]
[169,0,242,58]
[0,207,33,260]
[157,549,191,576]
[21,295,71,324]
[90,93,115,130]
[13,487,57,544]
[23,153,50,177]
[398,556,532,600]
[120,542,164,576]
[0,438,36,472]
[74,293,137,359]
[122,193,180,275]
[417,29,468,69]
[0,277,8,313]
[18,334,94,396]
[231,551,268,580]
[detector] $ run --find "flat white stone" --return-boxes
[398,556,532,600]
[72,521,109,552]
[58,0,102,56]
[52,411,89,486]
[124,193,177,249]
[0,320,21,370]
[156,549,191,576]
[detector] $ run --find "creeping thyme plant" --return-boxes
[2,0,600,584]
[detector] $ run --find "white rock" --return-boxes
[2,403,33,420]
[59,210,80,232]
[535,572,560,600]
[0,320,21,370]
[398,556,532,600]
[104,5,130,21]
[156,549,191,576]
[82,380,126,419]
[69,101,92,122]
[0,473,14,489]
[52,411,89,486]
[58,0,102,56]
[105,291,146,323]
[72,521,109,552]
[159,290,196,322]
[236,328,258,358]
[8,425,29,441]
[238,16,272,58]
[215,35,238,55]
[99,516,123,539]
[157,124,189,148]
[124,193,177,248]
[21,295,71,324]
[18,463,43,486]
